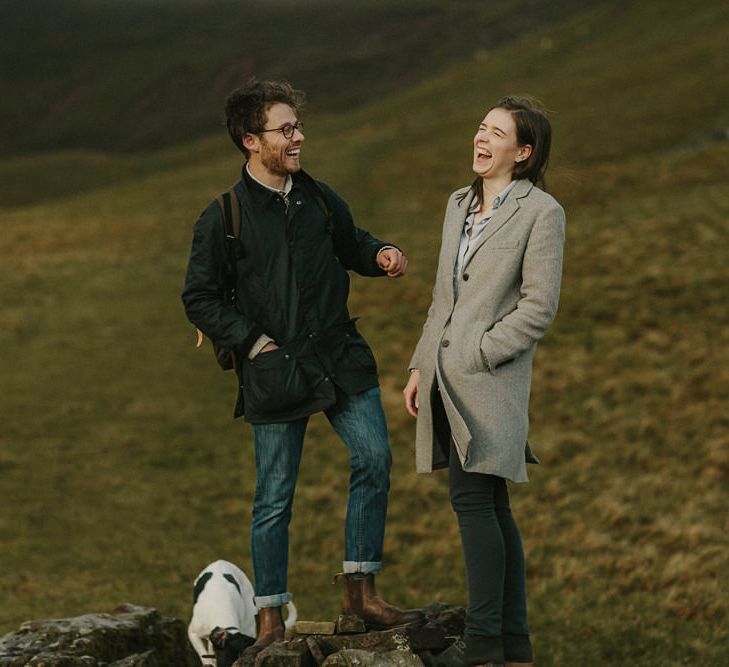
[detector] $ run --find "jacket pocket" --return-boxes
[488,237,521,251]
[341,330,377,373]
[243,347,310,414]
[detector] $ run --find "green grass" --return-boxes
[2,1,729,664]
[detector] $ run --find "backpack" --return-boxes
[194,186,242,370]
[195,176,332,371]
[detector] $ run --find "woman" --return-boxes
[403,97,565,666]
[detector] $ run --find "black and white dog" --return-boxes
[188,560,297,667]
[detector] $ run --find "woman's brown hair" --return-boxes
[460,96,552,210]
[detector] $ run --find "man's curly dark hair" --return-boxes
[225,79,306,157]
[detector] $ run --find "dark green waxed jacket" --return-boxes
[182,167,394,423]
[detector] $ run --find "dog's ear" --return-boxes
[223,573,242,595]
[193,571,213,604]
[209,626,227,648]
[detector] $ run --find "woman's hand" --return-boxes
[403,369,420,417]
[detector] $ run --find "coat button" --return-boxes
[463,273,470,281]
[442,339,450,347]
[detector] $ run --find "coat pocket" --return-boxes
[492,246,519,252]
[243,348,310,414]
[341,330,377,373]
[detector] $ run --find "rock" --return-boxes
[0,604,198,667]
[0,601,466,667]
[109,649,156,666]
[335,616,366,635]
[303,619,449,657]
[293,622,337,636]
[420,603,465,638]
[288,603,465,667]
[305,636,327,665]
[321,648,422,667]
[255,642,312,667]
[301,627,406,656]
[230,638,314,667]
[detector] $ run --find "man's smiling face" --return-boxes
[257,103,305,178]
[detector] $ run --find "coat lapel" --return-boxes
[443,187,473,274]
[462,179,533,271]
[441,187,474,306]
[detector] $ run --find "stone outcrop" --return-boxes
[235,603,465,667]
[0,602,465,667]
[0,604,199,667]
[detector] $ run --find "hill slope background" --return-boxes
[2,0,601,159]
[1,1,728,665]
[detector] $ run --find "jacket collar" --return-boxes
[240,164,280,210]
[441,179,534,297]
[461,179,532,270]
[244,162,293,197]
[239,165,311,212]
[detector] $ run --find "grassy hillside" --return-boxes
[1,0,728,665]
[2,0,601,161]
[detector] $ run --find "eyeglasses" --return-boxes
[256,121,304,140]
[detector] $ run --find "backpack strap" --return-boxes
[222,186,242,240]
[194,185,245,354]
[312,187,333,235]
[216,186,242,305]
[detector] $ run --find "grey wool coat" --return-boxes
[409,178,565,483]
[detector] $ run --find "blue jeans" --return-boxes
[250,386,392,608]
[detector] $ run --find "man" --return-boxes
[182,79,422,653]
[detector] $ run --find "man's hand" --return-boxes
[259,341,280,354]
[377,248,408,277]
[403,369,420,417]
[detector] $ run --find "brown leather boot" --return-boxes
[340,573,424,630]
[244,606,285,657]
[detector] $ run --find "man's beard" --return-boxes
[260,138,300,176]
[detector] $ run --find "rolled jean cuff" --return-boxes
[343,561,382,575]
[254,592,292,609]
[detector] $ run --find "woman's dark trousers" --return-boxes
[448,441,533,664]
